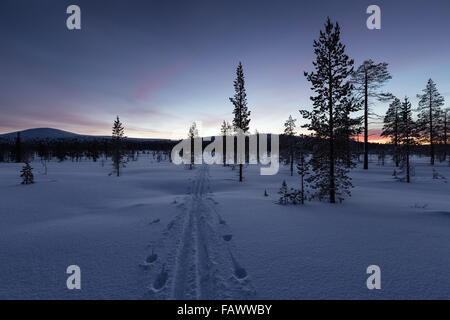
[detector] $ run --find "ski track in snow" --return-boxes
[143,165,255,300]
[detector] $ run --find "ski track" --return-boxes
[143,165,255,300]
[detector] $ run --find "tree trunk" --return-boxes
[406,143,410,183]
[223,135,226,166]
[301,172,304,205]
[429,92,435,165]
[190,137,194,170]
[239,163,243,182]
[364,70,369,170]
[290,145,294,176]
[328,64,335,203]
[257,133,260,164]
[394,114,399,167]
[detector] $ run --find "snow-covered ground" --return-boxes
[1,154,450,299]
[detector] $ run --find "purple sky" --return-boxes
[1,0,449,139]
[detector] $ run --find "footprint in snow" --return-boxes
[218,216,226,225]
[222,234,232,242]
[166,220,175,230]
[153,265,168,291]
[146,250,158,263]
[149,218,160,225]
[234,266,247,280]
[229,251,248,280]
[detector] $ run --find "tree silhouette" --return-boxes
[398,97,415,183]
[188,122,198,170]
[284,115,297,176]
[381,97,402,167]
[112,116,125,177]
[300,17,354,203]
[416,79,444,165]
[230,62,251,182]
[351,60,392,170]
[220,120,232,166]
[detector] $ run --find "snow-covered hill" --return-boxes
[0,128,170,142]
[0,128,83,141]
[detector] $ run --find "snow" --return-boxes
[1,154,450,299]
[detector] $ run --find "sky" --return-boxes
[1,0,449,140]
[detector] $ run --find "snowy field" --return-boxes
[1,154,450,299]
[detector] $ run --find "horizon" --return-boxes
[1,0,449,141]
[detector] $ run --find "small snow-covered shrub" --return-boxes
[432,168,447,181]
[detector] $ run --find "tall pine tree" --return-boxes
[381,97,402,167]
[416,79,444,165]
[300,17,354,203]
[284,115,297,176]
[112,116,125,177]
[230,62,251,182]
[398,97,415,183]
[351,60,392,170]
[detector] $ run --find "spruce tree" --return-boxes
[416,79,444,165]
[230,62,251,182]
[381,97,402,167]
[351,60,392,170]
[398,97,415,183]
[284,115,297,176]
[278,180,288,205]
[20,162,34,184]
[300,18,354,203]
[112,116,125,177]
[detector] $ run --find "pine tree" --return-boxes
[230,62,251,182]
[278,180,288,205]
[381,97,402,167]
[398,97,415,183]
[112,116,125,177]
[351,60,392,170]
[284,115,297,176]
[20,162,34,184]
[296,152,310,204]
[416,79,444,165]
[188,122,198,170]
[300,18,354,203]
